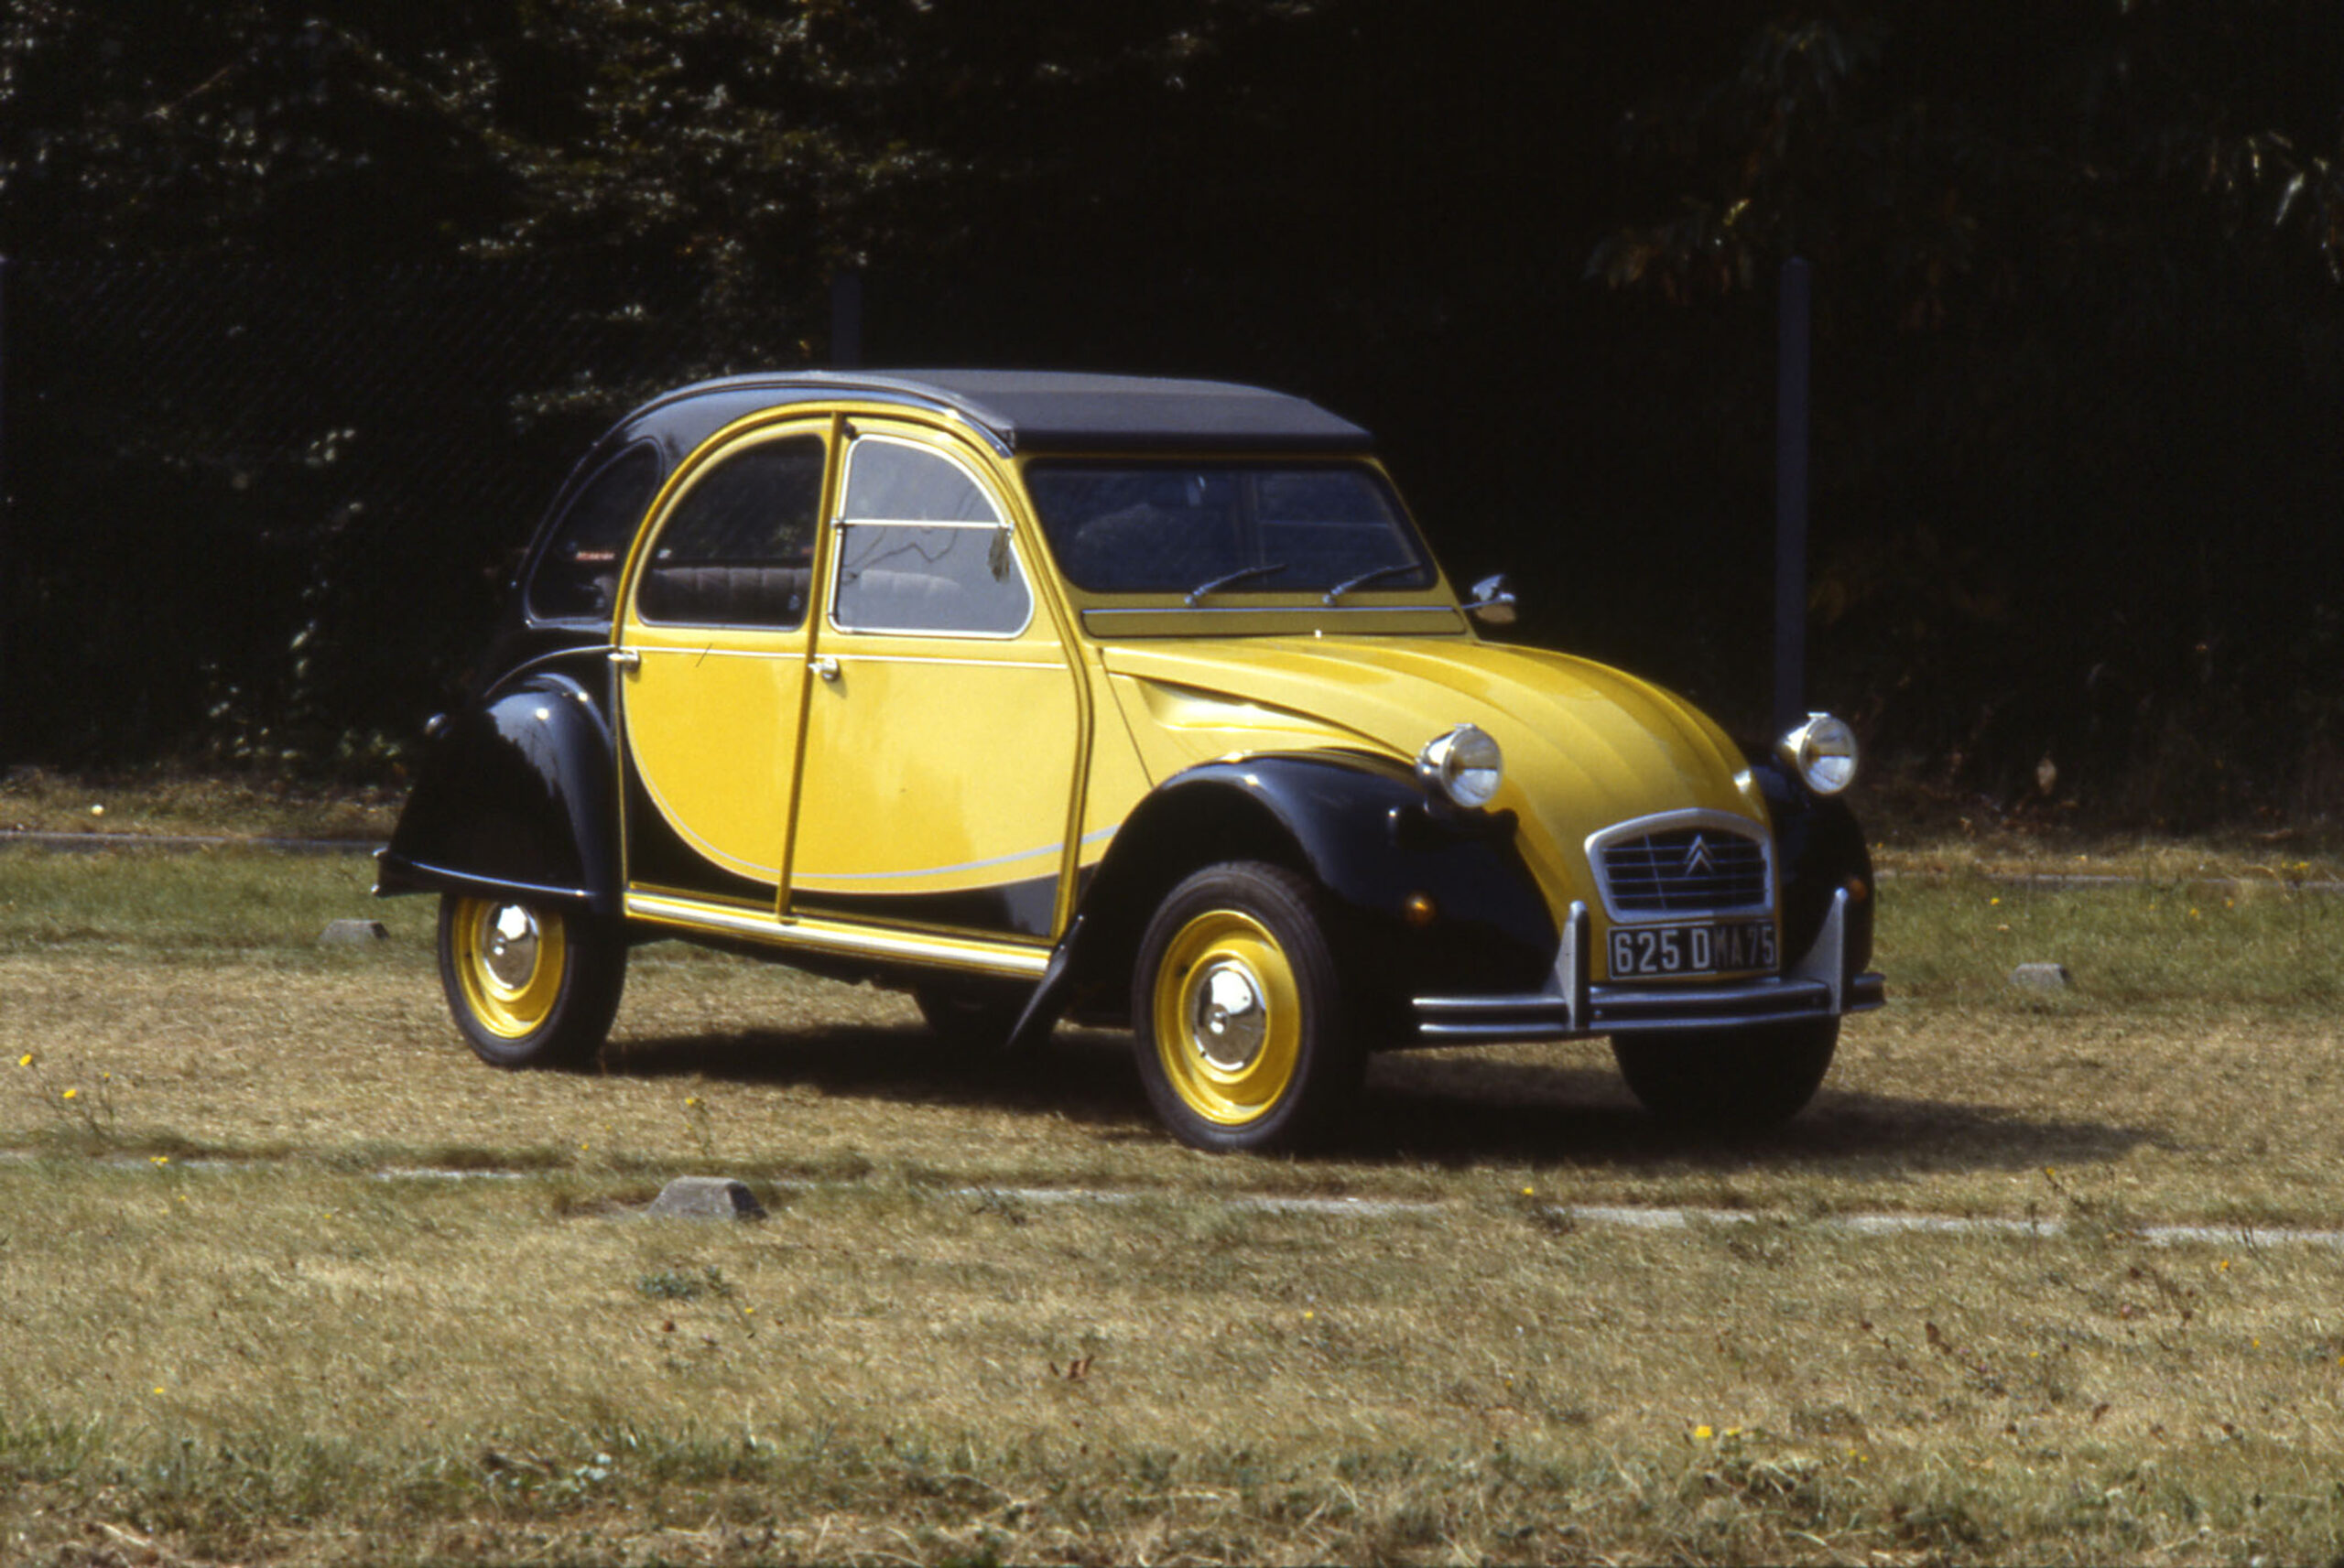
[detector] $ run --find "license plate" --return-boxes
[1608,920,1776,979]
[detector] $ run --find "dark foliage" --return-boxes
[1,0,2339,827]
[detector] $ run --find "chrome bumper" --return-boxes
[1411,888,1884,1044]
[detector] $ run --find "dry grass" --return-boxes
[5,844,2342,1226]
[5,839,2344,1562]
[0,766,402,842]
[5,1163,2344,1565]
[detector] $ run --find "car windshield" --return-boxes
[1026,460,1437,597]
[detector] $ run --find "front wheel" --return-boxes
[1131,861,1362,1152]
[1611,1019,1838,1132]
[437,893,627,1069]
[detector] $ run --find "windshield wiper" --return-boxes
[1184,562,1290,606]
[1321,563,1421,604]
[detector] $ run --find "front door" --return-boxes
[616,422,830,907]
[787,424,1084,941]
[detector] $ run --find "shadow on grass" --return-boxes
[1352,1052,2159,1176]
[597,1022,2158,1181]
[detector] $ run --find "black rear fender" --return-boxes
[374,672,620,914]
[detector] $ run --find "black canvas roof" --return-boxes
[617,370,1374,457]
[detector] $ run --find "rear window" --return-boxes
[526,445,660,622]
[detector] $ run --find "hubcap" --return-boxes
[1150,907,1304,1127]
[480,904,540,990]
[449,896,568,1040]
[1189,961,1267,1071]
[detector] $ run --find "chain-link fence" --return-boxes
[0,257,808,771]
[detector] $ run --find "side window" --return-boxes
[526,444,659,621]
[635,436,825,629]
[831,438,1032,636]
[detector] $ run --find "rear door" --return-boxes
[615,421,830,908]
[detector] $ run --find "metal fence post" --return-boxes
[0,254,10,765]
[1774,256,1811,739]
[830,269,863,369]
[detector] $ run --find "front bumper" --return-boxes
[1410,888,1884,1044]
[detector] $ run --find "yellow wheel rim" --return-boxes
[1151,909,1303,1127]
[450,897,568,1039]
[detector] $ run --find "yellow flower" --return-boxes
[150,1155,170,1167]
[1693,1424,1714,1441]
[1989,896,2001,906]
[16,1054,30,1067]
[61,1087,77,1100]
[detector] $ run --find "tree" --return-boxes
[1590,0,2344,822]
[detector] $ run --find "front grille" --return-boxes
[1600,827,1770,914]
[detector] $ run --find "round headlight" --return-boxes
[1417,723,1504,810]
[1778,712,1859,795]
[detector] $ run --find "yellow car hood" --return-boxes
[1099,636,1768,917]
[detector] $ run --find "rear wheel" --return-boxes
[1611,1019,1838,1131]
[913,981,1030,1051]
[1132,861,1362,1152]
[437,893,627,1069]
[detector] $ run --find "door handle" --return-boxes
[607,648,640,670]
[808,654,841,682]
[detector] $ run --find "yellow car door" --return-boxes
[615,421,830,906]
[787,423,1085,943]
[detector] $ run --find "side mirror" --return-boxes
[1464,572,1518,627]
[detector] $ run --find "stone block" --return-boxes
[646,1176,766,1222]
[2011,961,2072,989]
[320,919,390,945]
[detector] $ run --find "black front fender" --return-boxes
[374,673,620,914]
[1018,752,1558,1041]
[1749,756,1875,974]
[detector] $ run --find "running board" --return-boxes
[624,892,1051,979]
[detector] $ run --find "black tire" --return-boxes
[913,981,1031,1050]
[1130,861,1363,1152]
[1611,1019,1839,1131]
[436,893,627,1069]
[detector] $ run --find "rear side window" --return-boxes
[830,438,1031,636]
[526,445,659,621]
[635,438,826,629]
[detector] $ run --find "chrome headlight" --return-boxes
[1417,723,1504,810]
[1778,712,1859,795]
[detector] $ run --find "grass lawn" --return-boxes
[1,803,2340,1563]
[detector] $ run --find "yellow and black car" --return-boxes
[377,371,1883,1152]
